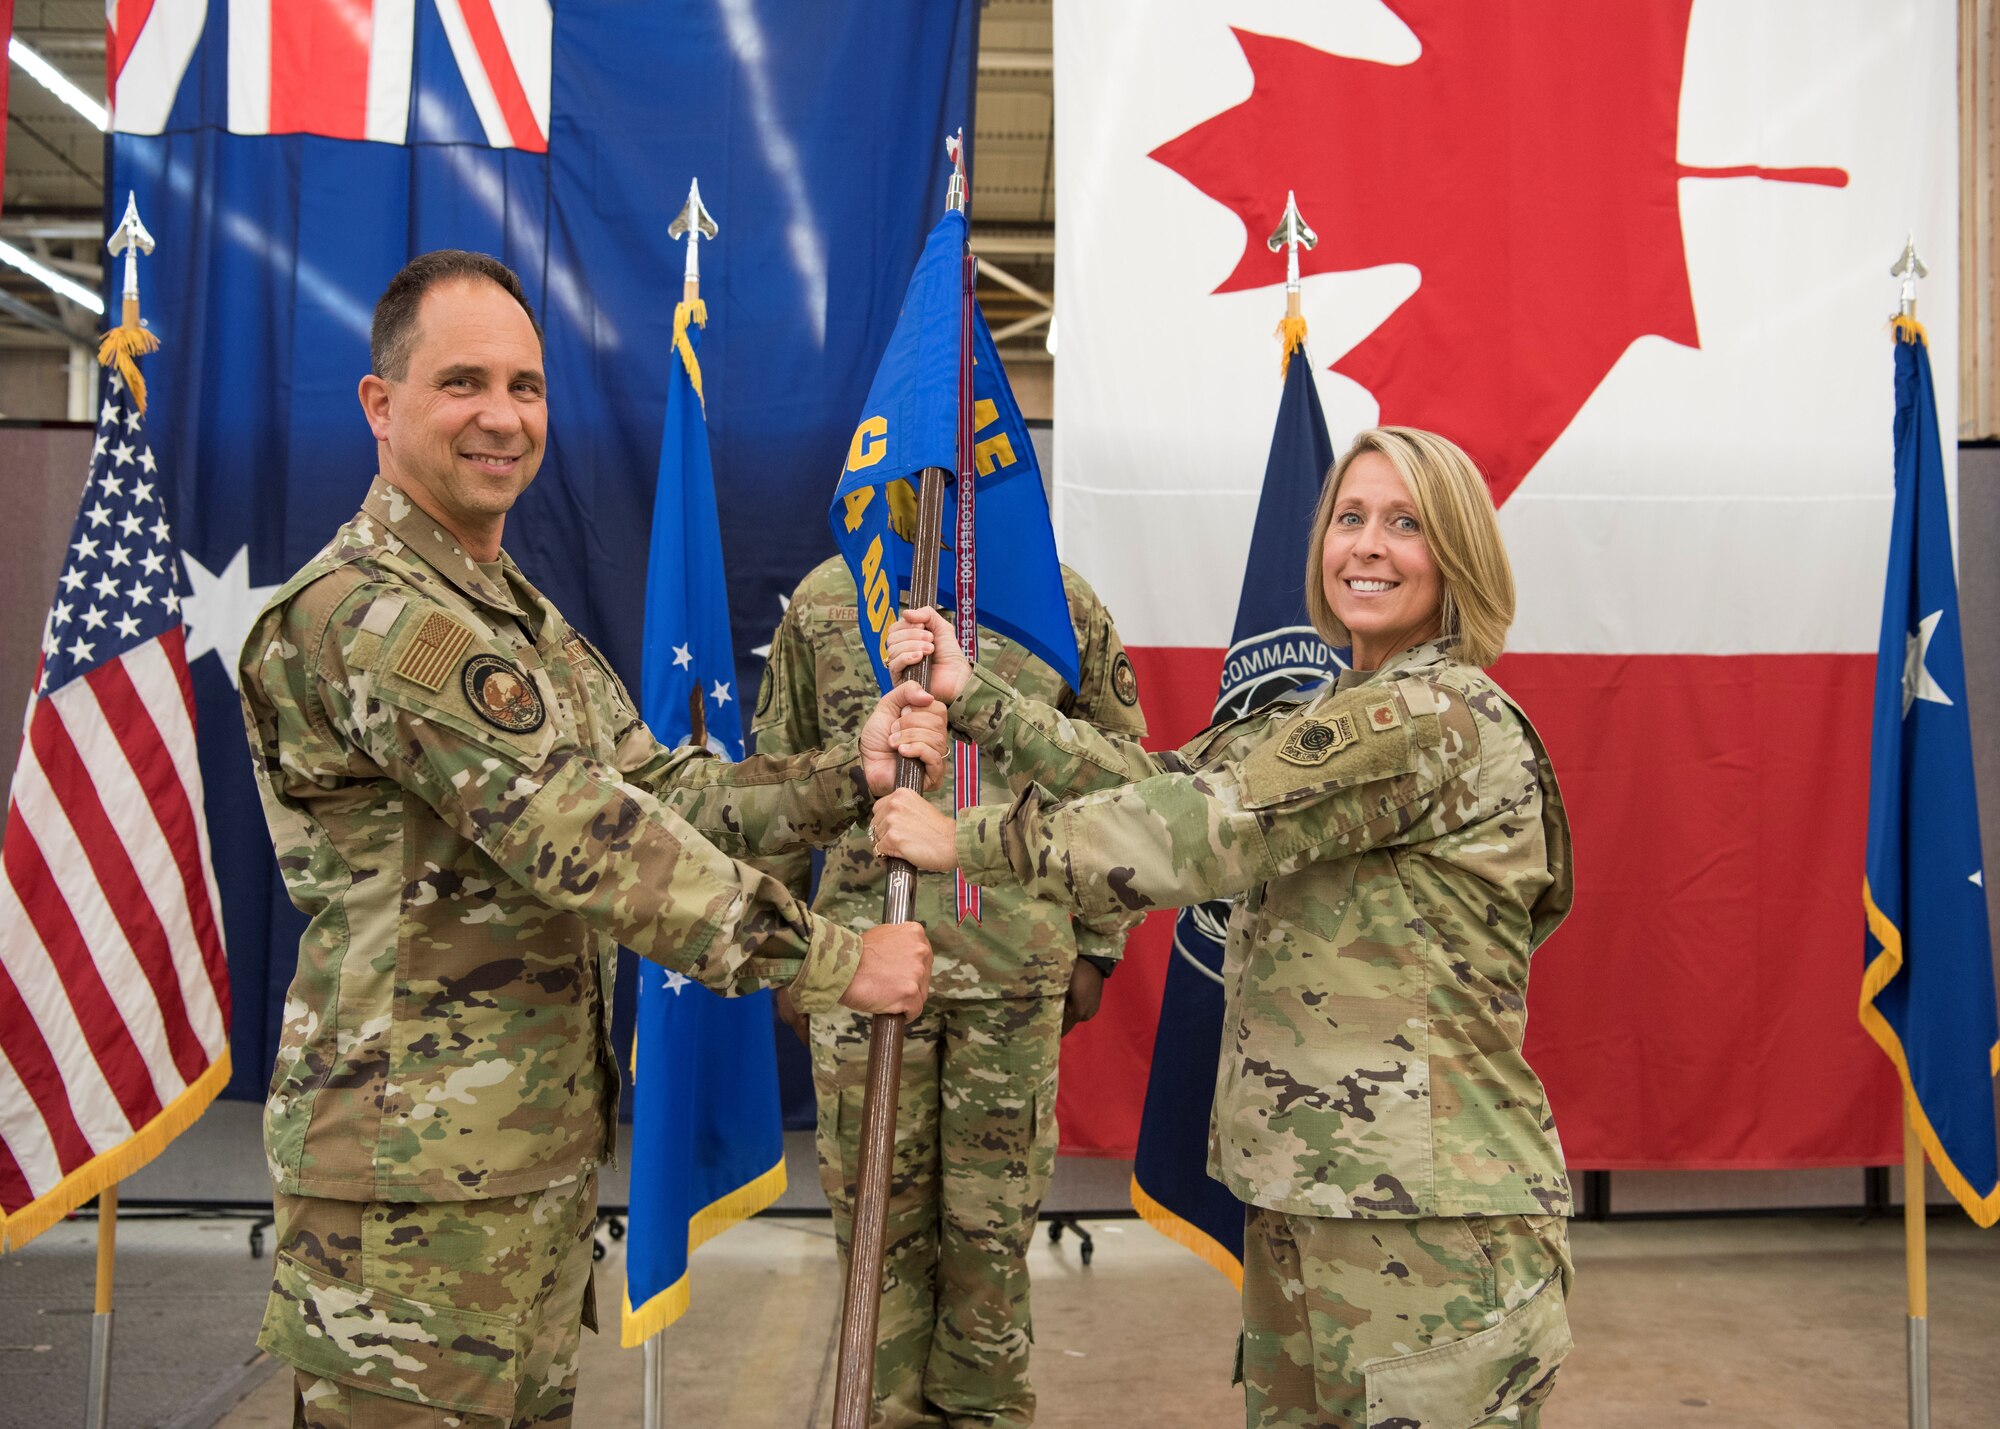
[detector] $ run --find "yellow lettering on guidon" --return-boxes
[841,485,876,534]
[859,535,895,666]
[847,415,888,472]
[971,397,1015,477]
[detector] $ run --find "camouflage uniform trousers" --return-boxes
[1239,1207,1573,1429]
[812,995,1064,1429]
[259,1172,598,1428]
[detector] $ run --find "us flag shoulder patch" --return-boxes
[395,612,474,691]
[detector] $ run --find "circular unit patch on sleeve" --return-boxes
[1111,651,1140,707]
[462,654,547,733]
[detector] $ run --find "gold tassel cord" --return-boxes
[97,295,161,413]
[673,297,709,408]
[1891,313,1929,347]
[1276,312,1308,376]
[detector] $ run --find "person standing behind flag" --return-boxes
[753,554,1145,1429]
[237,251,945,1429]
[875,427,1577,1428]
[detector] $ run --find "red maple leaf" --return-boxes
[1150,1,1845,505]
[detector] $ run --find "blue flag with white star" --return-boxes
[624,308,785,1343]
[1859,319,2000,1227]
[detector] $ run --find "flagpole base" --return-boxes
[1906,1316,1929,1429]
[84,1311,114,1429]
[643,1334,667,1429]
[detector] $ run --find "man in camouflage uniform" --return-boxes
[873,626,1575,1428]
[753,556,1147,1428]
[238,252,938,1428]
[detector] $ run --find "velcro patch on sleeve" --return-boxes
[1362,696,1403,734]
[1240,708,1416,808]
[393,611,475,691]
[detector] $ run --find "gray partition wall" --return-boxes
[0,423,95,814]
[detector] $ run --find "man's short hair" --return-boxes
[370,250,543,381]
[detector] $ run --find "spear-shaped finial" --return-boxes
[1891,234,1927,320]
[669,178,718,305]
[99,191,162,411]
[1267,190,1318,372]
[666,179,717,407]
[945,130,968,214]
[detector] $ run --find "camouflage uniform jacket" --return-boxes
[751,557,1147,998]
[950,639,1575,1219]
[239,478,870,1202]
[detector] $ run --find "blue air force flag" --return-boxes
[624,311,785,1343]
[829,209,1080,693]
[1859,318,2000,1227]
[1131,344,1341,1280]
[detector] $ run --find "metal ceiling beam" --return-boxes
[989,310,1052,344]
[0,285,88,344]
[978,50,1053,73]
[970,233,1055,257]
[977,258,1050,310]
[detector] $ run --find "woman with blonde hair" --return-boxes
[872,427,1576,1427]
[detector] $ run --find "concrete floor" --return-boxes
[202,1212,1999,1429]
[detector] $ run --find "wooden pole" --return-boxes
[84,1184,117,1429]
[831,465,948,1429]
[1903,1097,1930,1428]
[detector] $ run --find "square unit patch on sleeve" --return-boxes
[395,612,474,691]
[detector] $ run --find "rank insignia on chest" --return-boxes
[463,654,547,732]
[1363,697,1403,733]
[395,612,474,691]
[1277,714,1356,766]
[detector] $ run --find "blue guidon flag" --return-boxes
[1858,315,1999,1227]
[829,208,1080,696]
[1129,336,1341,1279]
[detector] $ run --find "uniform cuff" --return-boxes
[786,916,863,1016]
[954,802,1016,887]
[948,663,1015,750]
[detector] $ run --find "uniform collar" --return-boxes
[354,475,530,619]
[1331,637,1456,693]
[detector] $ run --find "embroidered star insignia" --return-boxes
[1902,610,1952,717]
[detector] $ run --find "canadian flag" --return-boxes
[109,0,549,151]
[1052,0,1957,1169]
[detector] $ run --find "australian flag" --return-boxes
[1130,343,1340,1278]
[1859,318,1999,1227]
[107,1,973,1108]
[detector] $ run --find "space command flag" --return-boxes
[1130,343,1339,1281]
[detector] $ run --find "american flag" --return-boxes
[0,366,231,1250]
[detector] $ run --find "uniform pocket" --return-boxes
[259,1250,520,1419]
[1362,1272,1570,1429]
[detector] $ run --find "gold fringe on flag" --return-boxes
[1276,312,1308,376]
[673,297,709,408]
[97,294,161,413]
[1890,313,1929,347]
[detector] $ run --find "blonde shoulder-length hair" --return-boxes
[1303,426,1515,668]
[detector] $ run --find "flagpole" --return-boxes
[831,140,965,1429]
[1890,234,1930,1429]
[1903,1098,1929,1428]
[83,1184,118,1429]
